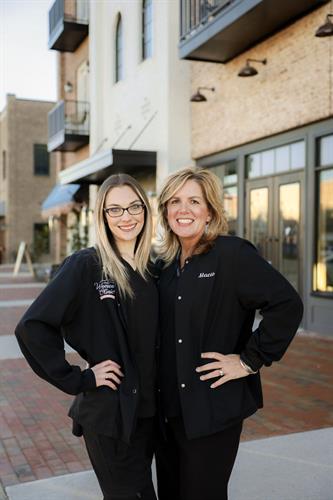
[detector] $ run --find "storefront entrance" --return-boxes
[246,172,304,294]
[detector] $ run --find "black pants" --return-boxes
[155,417,243,500]
[83,418,157,500]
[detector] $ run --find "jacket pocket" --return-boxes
[68,386,119,437]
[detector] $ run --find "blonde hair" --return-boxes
[94,173,152,298]
[157,167,228,264]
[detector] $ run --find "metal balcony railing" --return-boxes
[48,100,89,152]
[180,0,233,40]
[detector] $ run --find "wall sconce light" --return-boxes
[64,81,73,93]
[190,87,215,102]
[238,58,267,77]
[315,14,333,37]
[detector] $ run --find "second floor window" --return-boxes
[142,0,153,59]
[115,14,123,82]
[34,144,49,176]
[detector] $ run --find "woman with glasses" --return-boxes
[155,167,303,500]
[15,174,158,500]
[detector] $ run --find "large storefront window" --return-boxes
[246,141,305,178]
[209,161,238,235]
[314,135,333,293]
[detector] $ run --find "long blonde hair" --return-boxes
[157,167,228,264]
[95,173,152,297]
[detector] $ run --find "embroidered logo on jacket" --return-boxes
[198,272,215,278]
[94,280,116,300]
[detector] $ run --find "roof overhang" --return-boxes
[59,148,157,185]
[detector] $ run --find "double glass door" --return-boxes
[246,172,303,293]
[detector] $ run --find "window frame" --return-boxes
[142,0,153,60]
[313,134,333,297]
[33,144,50,176]
[115,14,123,83]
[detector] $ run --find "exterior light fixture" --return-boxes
[64,81,73,93]
[238,58,267,77]
[315,14,333,37]
[190,87,215,102]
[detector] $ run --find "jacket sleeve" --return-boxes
[15,252,96,395]
[236,240,303,372]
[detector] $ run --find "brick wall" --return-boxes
[191,5,333,159]
[3,96,56,262]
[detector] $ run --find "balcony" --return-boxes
[48,0,89,52]
[48,100,89,152]
[179,0,328,63]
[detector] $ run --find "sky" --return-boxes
[0,0,57,112]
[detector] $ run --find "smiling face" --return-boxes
[166,179,211,247]
[104,185,145,246]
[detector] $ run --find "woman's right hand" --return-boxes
[91,360,124,390]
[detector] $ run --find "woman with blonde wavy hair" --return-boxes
[155,167,303,500]
[16,173,158,500]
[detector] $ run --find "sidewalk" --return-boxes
[0,264,332,499]
[4,427,333,500]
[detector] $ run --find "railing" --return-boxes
[49,0,89,37]
[48,100,89,140]
[180,0,233,40]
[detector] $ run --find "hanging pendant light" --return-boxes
[238,58,267,77]
[315,14,333,37]
[190,87,215,102]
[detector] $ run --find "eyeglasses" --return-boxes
[103,203,145,218]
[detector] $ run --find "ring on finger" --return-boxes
[219,369,224,377]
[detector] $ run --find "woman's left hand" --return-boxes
[196,352,249,388]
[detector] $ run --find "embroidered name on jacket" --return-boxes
[94,280,116,300]
[198,272,215,278]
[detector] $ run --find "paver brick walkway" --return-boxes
[0,265,332,490]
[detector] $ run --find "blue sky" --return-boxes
[0,0,57,112]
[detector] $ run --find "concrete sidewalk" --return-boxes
[5,427,333,500]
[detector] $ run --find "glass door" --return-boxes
[274,173,302,292]
[246,178,274,263]
[246,173,303,293]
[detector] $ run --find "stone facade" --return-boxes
[0,95,56,263]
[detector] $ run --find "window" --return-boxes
[314,135,333,294]
[33,223,50,256]
[115,14,123,82]
[34,144,49,176]
[142,0,153,59]
[209,161,238,235]
[246,141,305,179]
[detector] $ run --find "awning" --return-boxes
[41,183,81,218]
[58,148,156,185]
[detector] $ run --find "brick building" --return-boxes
[44,0,90,262]
[0,95,56,263]
[180,0,333,335]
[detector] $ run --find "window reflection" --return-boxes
[246,141,305,178]
[209,162,238,235]
[315,169,333,293]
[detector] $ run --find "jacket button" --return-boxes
[178,295,182,300]
[132,388,137,394]
[181,383,186,388]
[178,339,183,343]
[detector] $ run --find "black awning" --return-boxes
[59,148,157,185]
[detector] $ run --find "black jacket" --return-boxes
[15,248,152,443]
[158,236,303,439]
